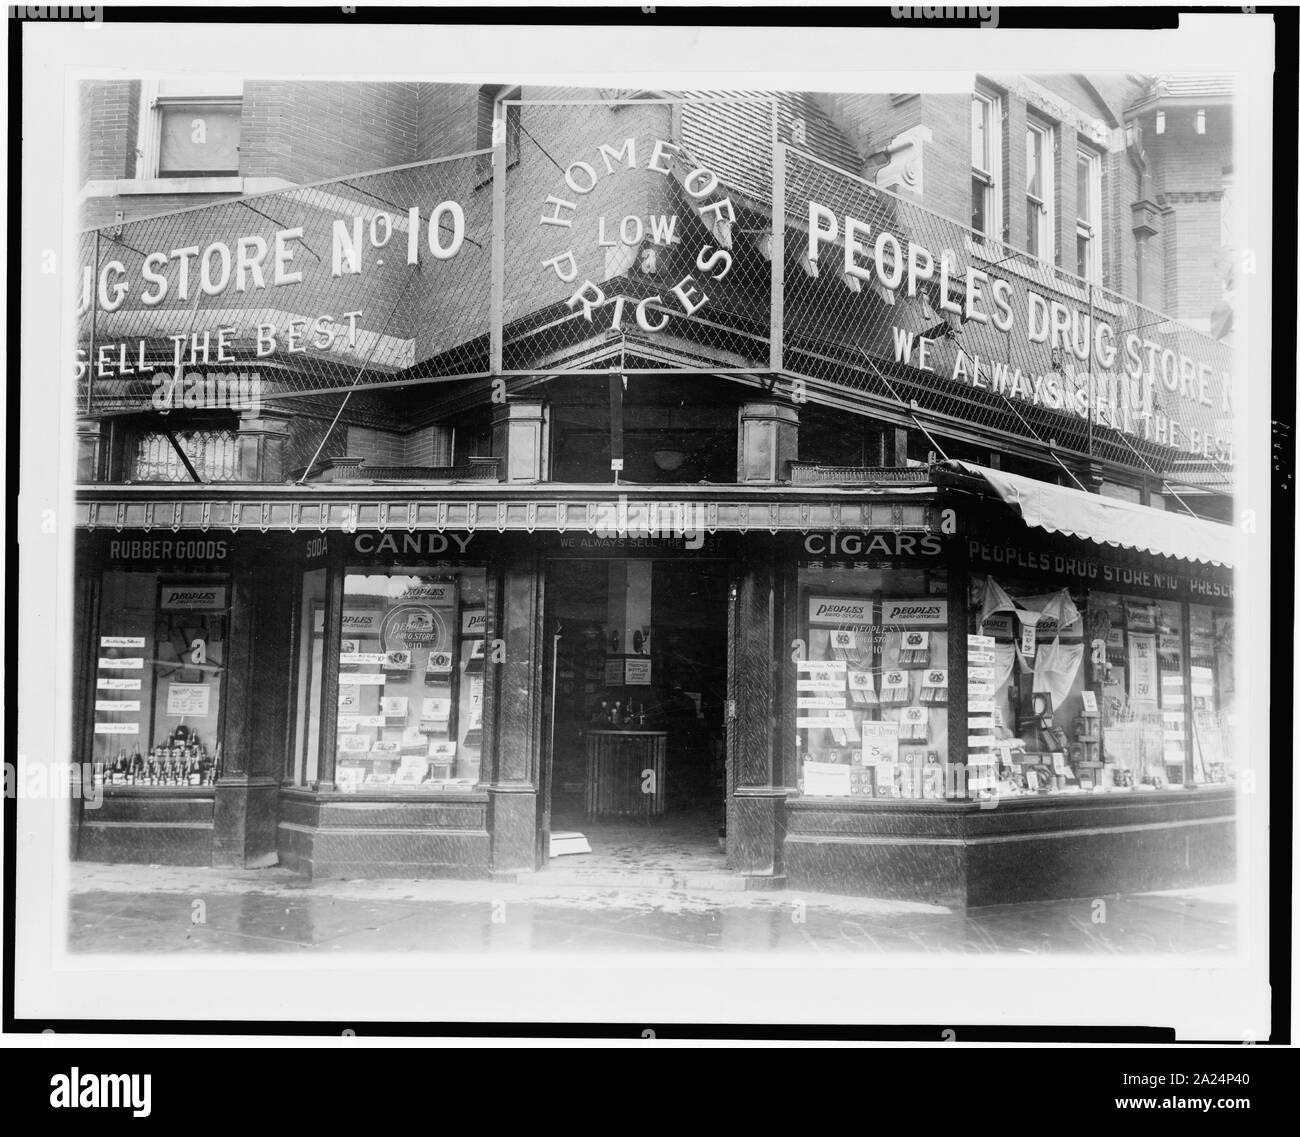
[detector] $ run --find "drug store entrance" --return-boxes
[541,556,731,873]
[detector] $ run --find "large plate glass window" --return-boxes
[91,571,228,789]
[330,566,487,792]
[972,575,1089,796]
[796,565,949,800]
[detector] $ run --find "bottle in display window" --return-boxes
[90,572,226,792]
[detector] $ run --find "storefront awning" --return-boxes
[944,461,1236,568]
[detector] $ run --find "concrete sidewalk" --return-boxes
[66,862,1239,956]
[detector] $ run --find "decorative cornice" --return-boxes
[1156,190,1225,205]
[73,485,940,535]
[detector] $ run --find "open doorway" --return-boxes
[542,558,730,875]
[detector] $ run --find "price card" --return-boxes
[797,709,854,729]
[341,652,388,665]
[339,714,385,728]
[339,673,386,686]
[97,677,141,691]
[968,699,995,713]
[1081,690,1099,713]
[967,717,995,730]
[100,636,145,649]
[796,659,847,672]
[95,700,141,712]
[166,683,210,717]
[967,682,994,697]
[967,649,995,665]
[802,761,852,797]
[858,721,899,764]
[967,666,995,681]
[94,722,140,734]
[797,697,846,710]
[967,634,995,648]
[98,657,143,670]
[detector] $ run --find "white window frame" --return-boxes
[1025,118,1055,264]
[970,90,1003,241]
[136,78,243,180]
[1075,146,1103,283]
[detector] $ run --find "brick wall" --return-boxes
[417,82,484,158]
[405,423,454,465]
[345,425,405,465]
[241,80,421,184]
[81,81,137,183]
[1145,104,1231,323]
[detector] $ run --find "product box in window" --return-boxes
[425,651,454,682]
[873,761,900,797]
[338,734,371,755]
[849,766,873,796]
[335,767,365,793]
[384,650,412,674]
[380,696,409,724]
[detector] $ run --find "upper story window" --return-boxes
[138,79,243,179]
[476,84,520,168]
[129,428,239,483]
[1075,147,1102,283]
[970,91,1002,240]
[1025,118,1055,262]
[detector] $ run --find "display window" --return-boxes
[973,578,1235,796]
[303,566,487,793]
[795,565,949,800]
[973,575,1088,796]
[91,571,228,790]
[1189,604,1234,783]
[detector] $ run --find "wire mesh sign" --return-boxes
[75,148,495,417]
[76,94,1234,490]
[498,96,778,374]
[778,147,1234,487]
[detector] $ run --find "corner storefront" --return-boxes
[70,94,1241,906]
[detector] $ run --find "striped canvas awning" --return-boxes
[945,461,1236,568]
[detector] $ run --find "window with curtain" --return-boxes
[1025,119,1054,261]
[970,91,1002,240]
[1075,147,1102,282]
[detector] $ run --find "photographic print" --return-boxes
[8,3,1286,1066]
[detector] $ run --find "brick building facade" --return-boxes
[70,78,1239,904]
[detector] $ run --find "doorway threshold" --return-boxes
[534,807,745,891]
